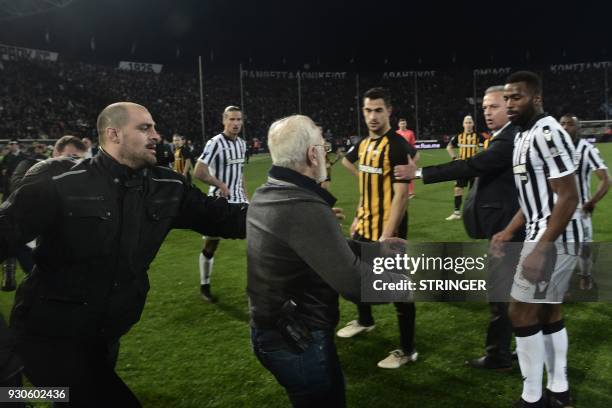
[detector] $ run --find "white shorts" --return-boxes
[510,241,578,304]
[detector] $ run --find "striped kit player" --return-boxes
[193,106,248,302]
[493,71,579,408]
[560,114,609,290]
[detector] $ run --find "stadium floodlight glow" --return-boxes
[0,0,76,20]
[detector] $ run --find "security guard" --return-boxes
[0,102,246,407]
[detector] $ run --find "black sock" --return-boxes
[357,303,375,326]
[454,196,462,211]
[395,302,416,353]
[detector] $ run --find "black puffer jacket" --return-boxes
[0,150,246,339]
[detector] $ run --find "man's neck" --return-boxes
[370,125,391,139]
[524,108,545,126]
[491,121,511,134]
[100,146,141,170]
[223,132,238,140]
[571,135,579,146]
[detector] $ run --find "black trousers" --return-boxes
[483,241,521,364]
[352,228,416,354]
[15,336,139,408]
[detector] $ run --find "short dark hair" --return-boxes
[505,71,542,95]
[363,87,392,107]
[54,135,87,154]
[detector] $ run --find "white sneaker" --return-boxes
[377,349,418,369]
[336,320,375,338]
[445,212,461,221]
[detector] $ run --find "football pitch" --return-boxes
[2,145,612,407]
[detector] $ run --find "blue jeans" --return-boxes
[251,328,346,408]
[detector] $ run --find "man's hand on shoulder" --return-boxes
[393,155,417,180]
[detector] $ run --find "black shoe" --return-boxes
[545,389,573,408]
[466,356,512,371]
[1,261,17,292]
[513,397,545,407]
[200,284,217,303]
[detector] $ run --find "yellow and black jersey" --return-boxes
[483,137,490,150]
[450,132,483,159]
[345,131,416,241]
[481,132,493,150]
[173,146,192,174]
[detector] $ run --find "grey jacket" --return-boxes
[247,166,396,330]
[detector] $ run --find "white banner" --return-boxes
[414,140,441,149]
[382,71,436,79]
[473,67,511,76]
[0,44,59,62]
[118,61,163,74]
[241,70,347,80]
[550,61,611,73]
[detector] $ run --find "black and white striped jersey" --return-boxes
[512,114,582,242]
[573,138,608,207]
[198,133,248,203]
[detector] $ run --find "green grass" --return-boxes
[2,146,612,407]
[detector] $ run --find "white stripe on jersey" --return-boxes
[573,138,608,206]
[512,115,582,243]
[198,133,248,203]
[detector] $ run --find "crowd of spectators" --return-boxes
[1,60,610,147]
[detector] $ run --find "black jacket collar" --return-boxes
[95,148,148,184]
[269,165,337,207]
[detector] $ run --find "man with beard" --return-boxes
[337,87,418,369]
[559,114,609,290]
[0,102,246,407]
[492,71,580,407]
[193,106,249,302]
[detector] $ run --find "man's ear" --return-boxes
[306,146,316,166]
[106,128,120,144]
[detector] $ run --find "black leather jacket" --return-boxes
[0,150,246,339]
